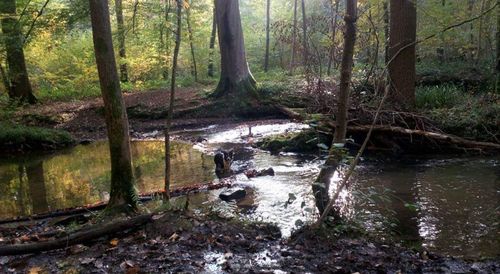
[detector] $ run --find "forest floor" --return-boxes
[1,210,499,273]
[2,87,499,272]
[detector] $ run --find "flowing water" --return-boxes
[0,122,498,259]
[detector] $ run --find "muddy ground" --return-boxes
[1,210,498,274]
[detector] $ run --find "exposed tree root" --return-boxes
[0,214,153,256]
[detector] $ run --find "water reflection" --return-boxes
[0,141,215,218]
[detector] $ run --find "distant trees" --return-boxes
[186,3,198,82]
[289,0,298,73]
[89,0,137,212]
[0,0,37,104]
[213,0,257,99]
[388,0,417,109]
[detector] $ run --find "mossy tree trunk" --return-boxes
[313,0,357,218]
[89,0,137,212]
[164,0,182,200]
[213,0,257,99]
[115,0,129,83]
[0,0,37,104]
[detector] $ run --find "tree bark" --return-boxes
[186,5,198,82]
[115,0,129,83]
[388,0,416,109]
[264,0,271,72]
[164,0,183,200]
[0,0,37,104]
[89,0,137,211]
[213,0,257,99]
[313,0,358,216]
[208,4,217,77]
[289,0,298,73]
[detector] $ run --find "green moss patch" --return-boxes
[257,129,332,154]
[0,123,75,153]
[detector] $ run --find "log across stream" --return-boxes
[0,121,498,259]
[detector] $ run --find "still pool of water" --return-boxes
[0,122,498,259]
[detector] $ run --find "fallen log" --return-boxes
[0,180,233,225]
[0,214,153,256]
[346,124,500,150]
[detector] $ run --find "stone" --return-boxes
[219,188,246,201]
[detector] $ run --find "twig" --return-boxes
[23,0,50,45]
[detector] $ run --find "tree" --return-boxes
[301,0,308,70]
[388,0,417,109]
[327,0,340,75]
[0,0,37,104]
[115,0,129,83]
[289,0,298,73]
[496,0,500,92]
[213,0,257,99]
[186,3,198,81]
[164,0,182,200]
[89,0,137,212]
[313,0,358,217]
[264,0,271,72]
[208,4,217,77]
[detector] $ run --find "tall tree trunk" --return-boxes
[496,0,500,92]
[213,0,257,99]
[477,0,488,61]
[388,0,416,109]
[164,0,182,200]
[313,0,358,216]
[115,0,129,83]
[383,0,389,64]
[186,5,198,82]
[327,0,340,75]
[264,0,271,72]
[0,62,11,95]
[301,0,308,70]
[208,4,217,77]
[0,0,37,104]
[289,0,298,74]
[89,0,137,212]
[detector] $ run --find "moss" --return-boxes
[0,122,75,152]
[257,129,332,154]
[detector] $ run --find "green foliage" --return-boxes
[416,85,468,109]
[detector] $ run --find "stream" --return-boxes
[0,121,498,259]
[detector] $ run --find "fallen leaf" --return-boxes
[168,233,180,242]
[69,244,88,254]
[28,267,42,274]
[152,214,164,220]
[0,257,9,265]
[109,238,119,247]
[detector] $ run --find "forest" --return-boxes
[0,0,499,272]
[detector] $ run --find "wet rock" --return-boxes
[219,188,246,201]
[245,167,275,178]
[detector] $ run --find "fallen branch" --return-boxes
[0,180,233,225]
[0,214,153,256]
